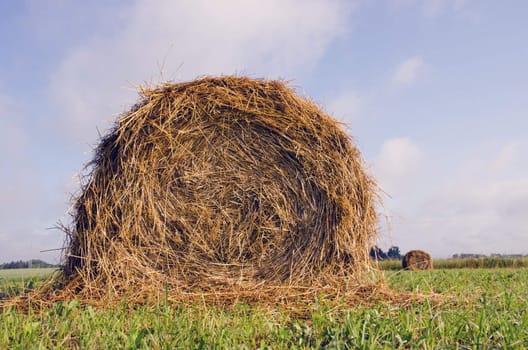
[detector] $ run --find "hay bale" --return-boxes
[51,76,380,304]
[402,250,433,270]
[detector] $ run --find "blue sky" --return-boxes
[1,0,527,263]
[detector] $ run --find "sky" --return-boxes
[0,0,527,263]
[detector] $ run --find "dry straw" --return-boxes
[9,76,387,308]
[402,250,433,271]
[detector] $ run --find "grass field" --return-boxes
[1,267,527,349]
[378,257,528,271]
[0,268,57,280]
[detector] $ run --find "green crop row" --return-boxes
[1,267,527,349]
[378,257,528,271]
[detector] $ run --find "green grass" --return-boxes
[0,268,57,281]
[379,257,528,271]
[1,268,527,349]
[0,268,57,300]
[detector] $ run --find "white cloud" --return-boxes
[0,91,64,263]
[391,0,470,17]
[0,93,8,115]
[422,0,469,17]
[380,140,528,257]
[0,97,30,212]
[391,56,425,86]
[374,137,423,193]
[488,141,523,175]
[49,0,355,142]
[0,93,28,163]
[0,226,62,263]
[0,122,28,162]
[0,154,65,263]
[326,89,362,123]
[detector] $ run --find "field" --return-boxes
[1,266,527,349]
[0,268,57,280]
[378,257,528,271]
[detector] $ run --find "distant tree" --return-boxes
[369,246,387,260]
[2,260,28,269]
[387,246,401,260]
[0,259,57,269]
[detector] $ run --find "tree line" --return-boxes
[0,259,58,269]
[369,246,401,260]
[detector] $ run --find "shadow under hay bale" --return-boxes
[402,250,433,270]
[11,76,384,307]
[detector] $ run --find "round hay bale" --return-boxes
[50,76,380,304]
[402,250,433,270]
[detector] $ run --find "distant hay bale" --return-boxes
[402,250,433,270]
[31,76,381,305]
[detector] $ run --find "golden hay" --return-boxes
[402,250,433,270]
[14,76,383,307]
